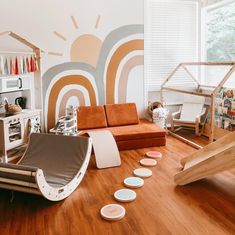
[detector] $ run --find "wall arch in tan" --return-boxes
[58,89,86,117]
[106,39,144,104]
[47,75,96,130]
[118,55,144,103]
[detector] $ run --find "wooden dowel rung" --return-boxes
[162,87,211,97]
[0,177,37,188]
[0,168,36,176]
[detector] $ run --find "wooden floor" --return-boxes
[170,128,210,146]
[0,136,235,235]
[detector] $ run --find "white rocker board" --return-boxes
[124,177,144,188]
[114,189,136,202]
[146,151,162,159]
[0,133,92,201]
[140,158,157,167]
[88,130,121,169]
[100,204,125,221]
[133,168,152,178]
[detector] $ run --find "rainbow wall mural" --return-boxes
[43,24,144,130]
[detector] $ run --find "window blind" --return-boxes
[145,0,199,91]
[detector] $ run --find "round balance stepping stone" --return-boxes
[100,204,126,221]
[140,158,157,167]
[146,151,162,159]
[133,168,152,178]
[114,189,136,202]
[124,177,144,188]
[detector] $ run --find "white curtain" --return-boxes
[201,0,224,7]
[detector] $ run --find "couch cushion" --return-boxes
[105,103,139,127]
[78,119,166,150]
[109,119,165,141]
[77,106,107,130]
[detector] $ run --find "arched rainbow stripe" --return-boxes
[58,89,85,117]
[47,75,96,130]
[105,39,144,104]
[118,55,144,103]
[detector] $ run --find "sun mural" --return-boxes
[70,34,102,67]
[42,15,144,130]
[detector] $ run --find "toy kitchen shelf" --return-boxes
[0,31,43,163]
[0,31,42,110]
[0,109,41,163]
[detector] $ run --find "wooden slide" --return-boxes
[174,132,235,185]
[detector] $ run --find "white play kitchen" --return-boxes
[0,110,41,162]
[0,31,42,163]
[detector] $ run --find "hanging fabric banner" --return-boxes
[26,57,30,73]
[4,57,9,75]
[10,58,15,75]
[30,56,35,72]
[0,56,5,75]
[19,56,23,74]
[15,57,19,75]
[23,57,26,74]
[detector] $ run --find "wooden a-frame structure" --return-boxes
[160,62,235,148]
[0,31,42,109]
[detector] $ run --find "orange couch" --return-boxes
[77,103,166,151]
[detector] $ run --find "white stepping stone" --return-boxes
[146,151,162,159]
[114,189,136,202]
[133,168,152,178]
[100,204,125,221]
[140,158,157,167]
[124,177,144,188]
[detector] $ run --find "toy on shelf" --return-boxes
[4,97,22,115]
[214,88,235,131]
[51,106,78,136]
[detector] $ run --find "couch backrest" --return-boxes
[104,103,139,127]
[77,106,107,130]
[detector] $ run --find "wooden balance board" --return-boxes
[100,204,126,221]
[140,158,157,167]
[133,168,152,178]
[146,151,162,159]
[114,189,136,202]
[124,177,144,188]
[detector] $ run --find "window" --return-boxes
[202,0,235,87]
[145,0,199,91]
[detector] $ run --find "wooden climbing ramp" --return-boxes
[174,132,235,185]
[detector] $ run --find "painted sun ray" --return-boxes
[48,51,64,57]
[0,31,10,36]
[95,15,101,29]
[71,16,79,29]
[53,31,67,41]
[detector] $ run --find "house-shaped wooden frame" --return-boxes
[160,62,235,148]
[0,31,42,109]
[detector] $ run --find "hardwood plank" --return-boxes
[0,136,234,235]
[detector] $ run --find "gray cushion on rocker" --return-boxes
[19,133,90,188]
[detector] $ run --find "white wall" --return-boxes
[0,0,143,73]
[0,0,145,129]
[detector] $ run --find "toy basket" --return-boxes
[148,101,168,129]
